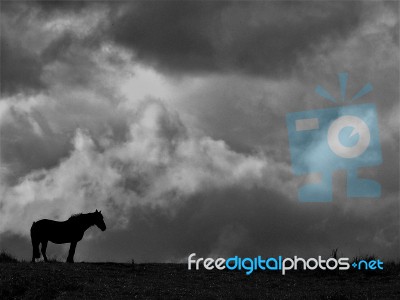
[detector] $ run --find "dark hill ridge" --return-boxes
[1,261,400,299]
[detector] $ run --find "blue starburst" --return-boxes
[315,72,373,103]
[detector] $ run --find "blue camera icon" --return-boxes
[286,103,382,202]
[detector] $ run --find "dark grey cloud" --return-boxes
[35,0,90,13]
[108,1,362,77]
[0,2,45,96]
[0,0,106,96]
[0,1,363,97]
[0,36,45,96]
[0,108,72,185]
[105,188,398,262]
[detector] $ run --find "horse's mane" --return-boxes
[68,213,84,221]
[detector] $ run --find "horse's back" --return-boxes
[32,219,63,231]
[34,219,63,226]
[31,219,72,243]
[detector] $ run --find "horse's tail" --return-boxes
[30,222,40,259]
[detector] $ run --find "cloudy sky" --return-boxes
[0,1,399,262]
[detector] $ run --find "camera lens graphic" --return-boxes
[327,115,371,158]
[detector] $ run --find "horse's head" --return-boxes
[93,210,106,231]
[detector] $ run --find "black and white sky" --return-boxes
[0,0,399,262]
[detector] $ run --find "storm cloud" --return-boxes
[0,36,45,96]
[108,1,362,77]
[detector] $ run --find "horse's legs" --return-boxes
[31,223,40,263]
[67,241,77,263]
[31,239,40,262]
[41,240,48,262]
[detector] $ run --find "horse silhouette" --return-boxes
[30,210,106,263]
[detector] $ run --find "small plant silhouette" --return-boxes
[0,250,18,263]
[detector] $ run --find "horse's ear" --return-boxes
[95,209,98,213]
[99,210,102,213]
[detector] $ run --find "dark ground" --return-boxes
[1,261,400,299]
